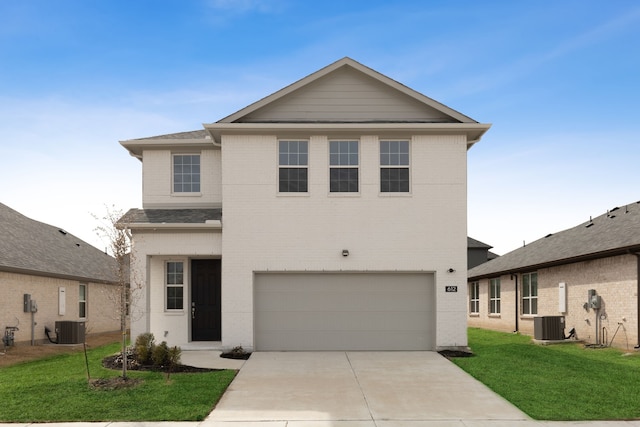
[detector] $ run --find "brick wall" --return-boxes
[468,254,638,350]
[1,271,120,345]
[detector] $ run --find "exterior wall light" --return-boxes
[342,249,349,257]
[447,268,455,273]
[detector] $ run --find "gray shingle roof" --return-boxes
[0,203,118,283]
[468,201,640,280]
[467,237,493,249]
[119,208,222,224]
[130,130,209,141]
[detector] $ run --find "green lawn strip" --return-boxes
[0,342,236,422]
[452,328,640,421]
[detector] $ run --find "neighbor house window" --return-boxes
[279,140,308,192]
[469,281,479,314]
[380,140,410,192]
[490,278,501,314]
[329,140,359,192]
[522,272,538,315]
[166,261,184,310]
[173,154,201,193]
[79,283,87,318]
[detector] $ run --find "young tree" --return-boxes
[94,205,135,379]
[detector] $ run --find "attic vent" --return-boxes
[585,216,594,228]
[545,233,553,238]
[611,207,619,212]
[58,229,67,235]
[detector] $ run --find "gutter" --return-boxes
[123,221,222,231]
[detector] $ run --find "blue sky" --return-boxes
[1,0,638,255]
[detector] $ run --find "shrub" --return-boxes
[134,333,155,365]
[152,341,169,367]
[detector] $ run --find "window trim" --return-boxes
[165,261,185,311]
[78,283,87,319]
[489,278,501,315]
[278,140,309,194]
[329,140,360,194]
[172,153,201,194]
[521,272,538,316]
[469,281,480,314]
[379,139,410,193]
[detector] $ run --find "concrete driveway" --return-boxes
[205,351,530,425]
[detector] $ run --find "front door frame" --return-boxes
[190,258,222,341]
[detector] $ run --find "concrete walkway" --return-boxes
[3,350,640,427]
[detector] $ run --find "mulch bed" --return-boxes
[101,354,218,373]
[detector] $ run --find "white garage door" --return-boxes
[254,272,435,351]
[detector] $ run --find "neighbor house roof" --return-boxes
[0,203,118,283]
[468,201,640,280]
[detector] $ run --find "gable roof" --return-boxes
[0,203,118,283]
[204,57,491,148]
[468,201,640,280]
[218,57,477,124]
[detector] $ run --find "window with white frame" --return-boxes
[469,281,479,314]
[380,140,410,192]
[166,261,184,310]
[79,283,87,318]
[490,278,501,314]
[279,140,308,192]
[522,272,538,315]
[329,140,359,192]
[173,154,201,193]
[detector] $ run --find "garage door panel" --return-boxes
[254,273,434,351]
[257,290,431,312]
[257,330,430,351]
[258,310,431,332]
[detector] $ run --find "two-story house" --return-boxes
[119,57,490,352]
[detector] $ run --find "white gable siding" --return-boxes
[142,148,221,209]
[241,67,455,123]
[220,133,468,350]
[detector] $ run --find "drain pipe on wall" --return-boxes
[511,273,519,333]
[633,252,640,350]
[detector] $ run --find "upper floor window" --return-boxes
[522,272,538,315]
[489,278,501,314]
[166,261,184,310]
[380,140,410,192]
[173,154,200,193]
[279,140,308,193]
[329,140,359,193]
[469,281,479,314]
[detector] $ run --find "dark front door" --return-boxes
[191,259,221,341]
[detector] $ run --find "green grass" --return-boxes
[452,328,640,421]
[0,342,236,422]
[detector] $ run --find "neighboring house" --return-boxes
[467,201,640,350]
[119,57,491,351]
[0,203,121,345]
[467,237,498,269]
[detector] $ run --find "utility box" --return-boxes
[55,321,85,344]
[534,316,565,340]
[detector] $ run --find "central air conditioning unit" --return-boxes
[533,316,565,340]
[55,321,86,344]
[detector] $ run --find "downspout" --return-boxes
[633,252,640,349]
[511,273,519,333]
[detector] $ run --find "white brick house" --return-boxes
[119,58,491,351]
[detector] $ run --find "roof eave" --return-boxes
[122,221,222,231]
[204,122,491,149]
[468,244,640,281]
[119,138,216,159]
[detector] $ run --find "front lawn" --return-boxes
[0,342,236,422]
[453,328,640,420]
